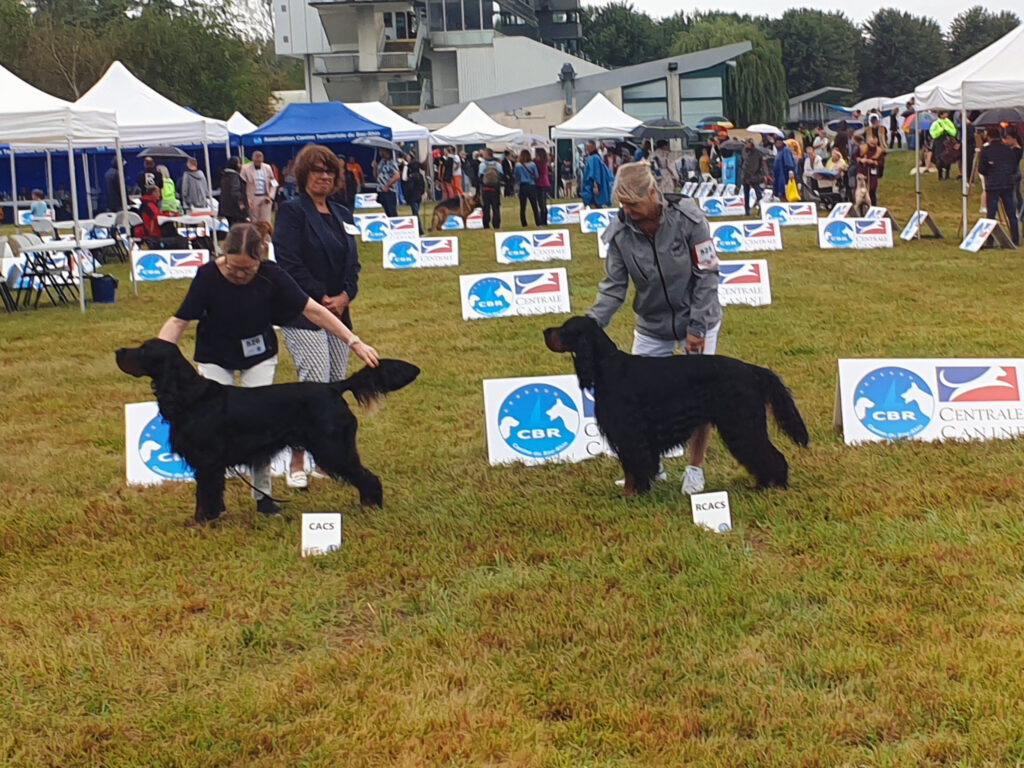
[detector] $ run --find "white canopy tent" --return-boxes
[551,93,641,139]
[0,65,121,312]
[913,25,1024,235]
[347,102,429,142]
[429,103,523,145]
[226,111,258,136]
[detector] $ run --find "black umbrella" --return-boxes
[633,119,701,143]
[720,138,745,151]
[136,146,190,160]
[352,135,405,153]
[974,107,1024,125]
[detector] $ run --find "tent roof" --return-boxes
[227,111,259,136]
[429,103,523,145]
[914,24,1024,110]
[0,64,118,145]
[244,101,392,145]
[551,93,641,139]
[76,61,228,145]
[346,101,429,142]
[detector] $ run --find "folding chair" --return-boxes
[1,261,17,313]
[11,235,78,309]
[88,212,126,264]
[31,218,57,240]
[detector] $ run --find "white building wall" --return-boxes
[455,35,605,102]
[274,0,330,56]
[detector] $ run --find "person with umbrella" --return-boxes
[771,138,797,201]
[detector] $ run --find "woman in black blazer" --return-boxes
[273,143,368,489]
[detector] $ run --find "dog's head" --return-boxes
[116,338,184,378]
[543,316,618,389]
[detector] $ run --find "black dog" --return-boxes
[116,339,419,522]
[543,316,808,495]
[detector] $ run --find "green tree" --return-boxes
[767,9,861,97]
[671,15,787,126]
[947,7,1020,65]
[0,0,34,78]
[859,9,947,96]
[581,3,664,68]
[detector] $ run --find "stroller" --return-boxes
[803,172,845,211]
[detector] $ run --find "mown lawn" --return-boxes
[3,151,1024,767]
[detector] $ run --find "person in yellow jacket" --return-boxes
[929,112,958,181]
[157,163,182,213]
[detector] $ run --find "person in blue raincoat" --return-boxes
[581,140,613,207]
[771,137,797,200]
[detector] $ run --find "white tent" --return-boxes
[76,61,228,146]
[913,25,1024,237]
[347,101,429,142]
[914,25,1024,111]
[0,64,117,145]
[429,103,523,145]
[552,93,641,139]
[226,111,258,136]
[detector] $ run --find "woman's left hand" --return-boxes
[352,341,379,368]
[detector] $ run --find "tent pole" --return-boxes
[82,152,94,219]
[46,151,54,219]
[202,140,218,257]
[114,138,137,297]
[914,110,920,239]
[10,149,19,234]
[961,108,968,236]
[67,140,86,313]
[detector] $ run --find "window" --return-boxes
[623,79,667,101]
[444,0,463,30]
[552,11,567,22]
[428,0,444,31]
[680,76,722,99]
[623,78,667,122]
[464,0,481,29]
[681,99,724,128]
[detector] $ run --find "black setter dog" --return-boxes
[543,316,808,495]
[116,339,419,523]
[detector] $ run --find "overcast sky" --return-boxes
[622,0,968,30]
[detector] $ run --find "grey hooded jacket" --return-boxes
[587,198,722,341]
[180,169,209,210]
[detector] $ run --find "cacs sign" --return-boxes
[301,513,342,557]
[482,375,612,466]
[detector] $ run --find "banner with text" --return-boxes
[817,218,893,249]
[718,259,772,306]
[460,268,570,320]
[354,193,380,209]
[761,202,819,226]
[699,196,746,217]
[359,215,419,243]
[548,202,586,224]
[580,208,619,234]
[383,236,459,269]
[131,249,209,281]
[495,229,572,263]
[710,220,782,253]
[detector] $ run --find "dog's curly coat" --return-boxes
[544,316,809,495]
[116,339,419,522]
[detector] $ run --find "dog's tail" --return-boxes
[330,359,420,412]
[756,367,809,447]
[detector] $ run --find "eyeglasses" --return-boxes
[309,167,337,177]
[222,260,260,277]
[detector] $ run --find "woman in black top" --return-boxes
[158,222,379,517]
[273,143,370,490]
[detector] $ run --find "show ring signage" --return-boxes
[383,236,459,269]
[354,193,380,209]
[761,202,819,226]
[442,215,465,230]
[827,203,852,219]
[691,491,732,533]
[351,213,389,235]
[358,215,418,243]
[495,229,572,263]
[710,220,782,253]
[699,196,746,217]
[959,218,1016,252]
[580,208,619,234]
[131,249,209,281]
[835,359,1024,445]
[301,513,342,557]
[460,268,570,320]
[548,202,586,224]
[901,210,943,240]
[483,375,611,466]
[817,218,893,249]
[718,260,771,306]
[466,208,484,229]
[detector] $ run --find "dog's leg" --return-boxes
[716,419,790,490]
[309,445,384,508]
[619,449,660,496]
[194,465,226,523]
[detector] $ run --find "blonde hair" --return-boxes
[612,161,663,205]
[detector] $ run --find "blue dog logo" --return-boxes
[500,235,532,261]
[765,205,789,223]
[702,198,725,216]
[387,241,419,268]
[498,384,579,458]
[854,366,934,439]
[139,414,194,480]
[713,225,743,252]
[823,221,855,247]
[137,253,168,281]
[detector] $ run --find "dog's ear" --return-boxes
[570,325,597,390]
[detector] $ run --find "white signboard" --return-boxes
[351,213,389,235]
[580,208,619,234]
[699,196,746,217]
[709,220,782,253]
[359,215,419,243]
[483,375,611,466]
[466,207,484,229]
[761,202,819,226]
[959,218,1014,252]
[695,181,714,197]
[354,193,380,209]
[681,181,698,196]
[817,218,893,249]
[494,229,572,263]
[383,236,459,269]
[718,259,772,306]
[865,206,889,219]
[547,202,586,225]
[691,491,732,533]
[597,227,610,260]
[460,268,570,320]
[901,210,943,241]
[441,215,465,230]
[131,249,209,281]
[827,203,852,219]
[301,513,342,557]
[836,359,1024,445]
[125,402,305,485]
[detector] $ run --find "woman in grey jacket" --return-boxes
[180,157,209,210]
[586,161,723,495]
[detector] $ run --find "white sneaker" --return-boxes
[286,471,308,489]
[615,467,668,487]
[681,465,705,495]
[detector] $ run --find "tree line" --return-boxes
[0,0,301,122]
[581,5,1021,126]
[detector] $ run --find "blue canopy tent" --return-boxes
[243,102,392,147]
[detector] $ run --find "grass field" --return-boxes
[4,151,1024,767]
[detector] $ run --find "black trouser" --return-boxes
[535,185,548,225]
[519,184,539,226]
[481,187,501,229]
[987,187,1020,245]
[378,190,398,217]
[889,129,902,149]
[742,183,762,215]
